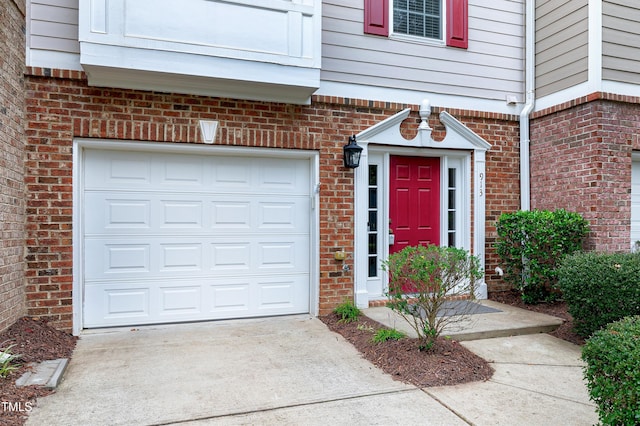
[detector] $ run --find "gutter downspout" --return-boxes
[520,0,535,211]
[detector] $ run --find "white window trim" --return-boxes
[389,0,446,45]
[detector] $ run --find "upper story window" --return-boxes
[393,0,441,40]
[364,0,468,49]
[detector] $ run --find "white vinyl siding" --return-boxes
[322,0,524,102]
[535,0,589,98]
[30,0,525,104]
[28,0,79,54]
[602,1,640,85]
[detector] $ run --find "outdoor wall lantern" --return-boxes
[343,135,363,168]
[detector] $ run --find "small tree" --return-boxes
[382,244,483,351]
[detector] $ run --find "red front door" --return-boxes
[389,156,440,254]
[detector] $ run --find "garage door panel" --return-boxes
[84,275,308,327]
[160,286,202,314]
[98,243,151,274]
[160,243,203,272]
[86,235,308,279]
[161,200,204,228]
[211,201,252,228]
[84,194,152,232]
[160,158,206,187]
[209,280,252,314]
[83,149,312,327]
[259,241,298,269]
[85,151,153,188]
[211,242,251,270]
[85,193,309,235]
[256,276,309,313]
[84,285,150,327]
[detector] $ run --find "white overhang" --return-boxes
[79,0,321,104]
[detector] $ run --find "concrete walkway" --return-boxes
[26,303,599,425]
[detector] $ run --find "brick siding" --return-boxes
[531,94,640,252]
[24,68,520,330]
[0,0,27,333]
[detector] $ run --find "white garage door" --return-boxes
[83,149,311,328]
[632,159,640,250]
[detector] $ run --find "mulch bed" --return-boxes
[321,314,495,387]
[321,290,586,389]
[0,317,77,426]
[488,290,586,346]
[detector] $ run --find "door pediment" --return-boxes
[356,102,491,152]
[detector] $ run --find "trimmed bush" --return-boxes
[582,315,640,425]
[383,244,482,351]
[556,252,640,337]
[495,209,589,303]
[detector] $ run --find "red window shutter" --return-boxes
[446,0,468,48]
[364,0,389,36]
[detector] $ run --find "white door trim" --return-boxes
[72,139,320,335]
[353,103,491,308]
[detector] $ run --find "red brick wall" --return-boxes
[470,118,521,292]
[531,94,640,253]
[24,69,521,330]
[0,0,27,332]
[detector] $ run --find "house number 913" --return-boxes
[479,172,484,197]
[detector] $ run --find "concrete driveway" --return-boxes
[26,315,466,425]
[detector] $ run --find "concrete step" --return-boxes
[16,358,69,389]
[363,300,564,341]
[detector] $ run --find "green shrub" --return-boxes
[557,252,640,337]
[383,244,482,351]
[372,328,405,343]
[0,343,21,378]
[495,209,589,304]
[333,300,361,323]
[581,316,640,425]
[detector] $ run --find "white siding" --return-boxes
[29,0,527,106]
[535,0,588,98]
[28,0,78,54]
[603,0,640,85]
[321,0,525,102]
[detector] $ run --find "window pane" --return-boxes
[448,232,456,247]
[409,0,424,13]
[424,16,440,38]
[369,165,378,186]
[394,12,407,33]
[369,234,377,254]
[448,211,456,230]
[408,13,424,36]
[369,257,378,277]
[425,0,440,15]
[448,167,456,184]
[394,0,441,39]
[368,211,378,231]
[448,189,456,209]
[369,188,377,209]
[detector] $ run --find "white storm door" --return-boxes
[82,149,311,327]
